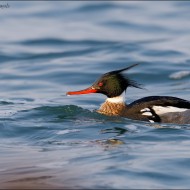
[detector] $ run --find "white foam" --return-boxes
[56,129,80,135]
[169,71,190,79]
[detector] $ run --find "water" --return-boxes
[0,1,190,189]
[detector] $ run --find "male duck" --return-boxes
[67,64,190,124]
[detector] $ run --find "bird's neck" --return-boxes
[97,94,127,116]
[106,95,125,103]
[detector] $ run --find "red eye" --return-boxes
[98,82,103,87]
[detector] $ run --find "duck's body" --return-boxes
[67,64,190,124]
[98,95,190,124]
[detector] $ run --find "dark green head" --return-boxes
[67,64,142,98]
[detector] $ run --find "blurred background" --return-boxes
[0,1,190,189]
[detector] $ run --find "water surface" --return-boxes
[0,1,190,189]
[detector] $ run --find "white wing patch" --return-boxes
[142,112,152,116]
[141,108,152,116]
[152,106,188,115]
[141,108,150,112]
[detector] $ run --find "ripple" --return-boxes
[1,1,190,189]
[142,49,184,57]
[77,3,116,12]
[56,129,81,135]
[19,38,118,46]
[103,20,170,33]
[0,101,14,105]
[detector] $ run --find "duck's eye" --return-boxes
[98,82,104,87]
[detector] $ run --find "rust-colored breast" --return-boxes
[97,101,127,116]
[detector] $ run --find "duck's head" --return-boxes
[66,64,141,98]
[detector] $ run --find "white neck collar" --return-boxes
[106,94,125,104]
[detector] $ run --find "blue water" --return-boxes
[0,1,190,189]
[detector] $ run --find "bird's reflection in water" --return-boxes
[94,138,125,150]
[90,127,128,150]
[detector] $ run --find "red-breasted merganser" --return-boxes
[66,64,190,124]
